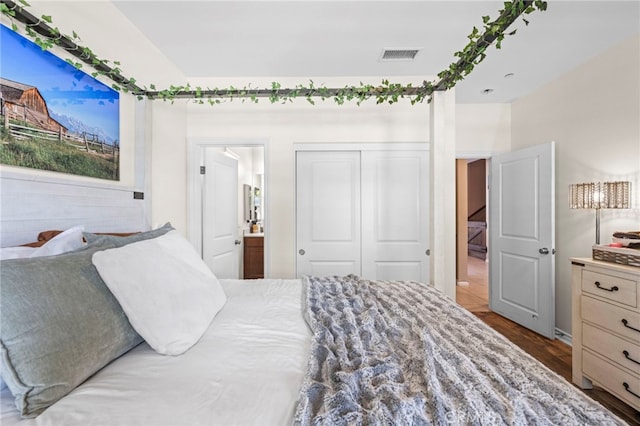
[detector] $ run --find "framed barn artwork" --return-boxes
[0,24,120,181]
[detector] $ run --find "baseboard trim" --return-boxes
[555,328,572,346]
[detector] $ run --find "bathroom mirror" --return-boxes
[243,184,253,222]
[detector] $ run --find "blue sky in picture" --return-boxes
[1,24,119,144]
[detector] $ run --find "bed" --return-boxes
[0,224,628,425]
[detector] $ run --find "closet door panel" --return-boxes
[361,151,429,282]
[307,261,358,277]
[373,262,423,281]
[296,151,361,277]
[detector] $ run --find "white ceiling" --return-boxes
[112,0,640,103]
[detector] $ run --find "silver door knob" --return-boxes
[235,240,242,245]
[299,249,305,255]
[539,248,549,255]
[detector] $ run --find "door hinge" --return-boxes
[200,166,206,175]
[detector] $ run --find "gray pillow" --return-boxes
[83,222,174,246]
[0,242,143,418]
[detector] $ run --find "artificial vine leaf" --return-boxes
[535,0,548,11]
[64,58,82,69]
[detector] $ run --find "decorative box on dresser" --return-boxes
[571,257,640,411]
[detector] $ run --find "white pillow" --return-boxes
[29,225,85,258]
[0,246,37,260]
[91,230,227,355]
[0,226,85,260]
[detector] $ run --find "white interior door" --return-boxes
[203,150,239,279]
[361,150,429,282]
[296,151,361,277]
[489,142,555,338]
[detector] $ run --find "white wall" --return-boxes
[511,34,640,334]
[456,103,511,157]
[148,100,188,231]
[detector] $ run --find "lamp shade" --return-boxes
[569,181,631,210]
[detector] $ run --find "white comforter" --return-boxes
[1,279,311,426]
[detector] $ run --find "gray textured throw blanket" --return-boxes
[293,275,626,425]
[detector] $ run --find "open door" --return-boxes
[202,150,239,279]
[489,142,555,339]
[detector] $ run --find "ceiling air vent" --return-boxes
[379,49,420,62]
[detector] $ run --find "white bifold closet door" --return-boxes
[296,151,362,277]
[296,149,429,282]
[361,150,429,281]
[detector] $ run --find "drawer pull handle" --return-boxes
[622,319,640,333]
[623,382,640,400]
[594,281,619,292]
[623,350,640,365]
[594,281,620,292]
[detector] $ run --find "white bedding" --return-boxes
[1,278,311,426]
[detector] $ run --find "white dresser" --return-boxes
[571,257,640,411]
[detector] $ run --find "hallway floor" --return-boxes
[456,256,489,312]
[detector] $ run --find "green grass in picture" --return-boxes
[0,137,118,180]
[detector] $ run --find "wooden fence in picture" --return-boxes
[1,117,119,156]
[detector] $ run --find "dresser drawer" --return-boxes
[582,270,637,307]
[582,296,640,344]
[583,350,640,410]
[583,322,640,373]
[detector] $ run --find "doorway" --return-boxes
[456,158,489,312]
[457,143,556,339]
[223,146,265,279]
[187,138,268,279]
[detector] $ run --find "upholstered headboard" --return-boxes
[0,171,149,247]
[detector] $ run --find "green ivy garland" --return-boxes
[0,0,547,106]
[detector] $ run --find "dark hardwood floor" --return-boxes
[459,257,639,425]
